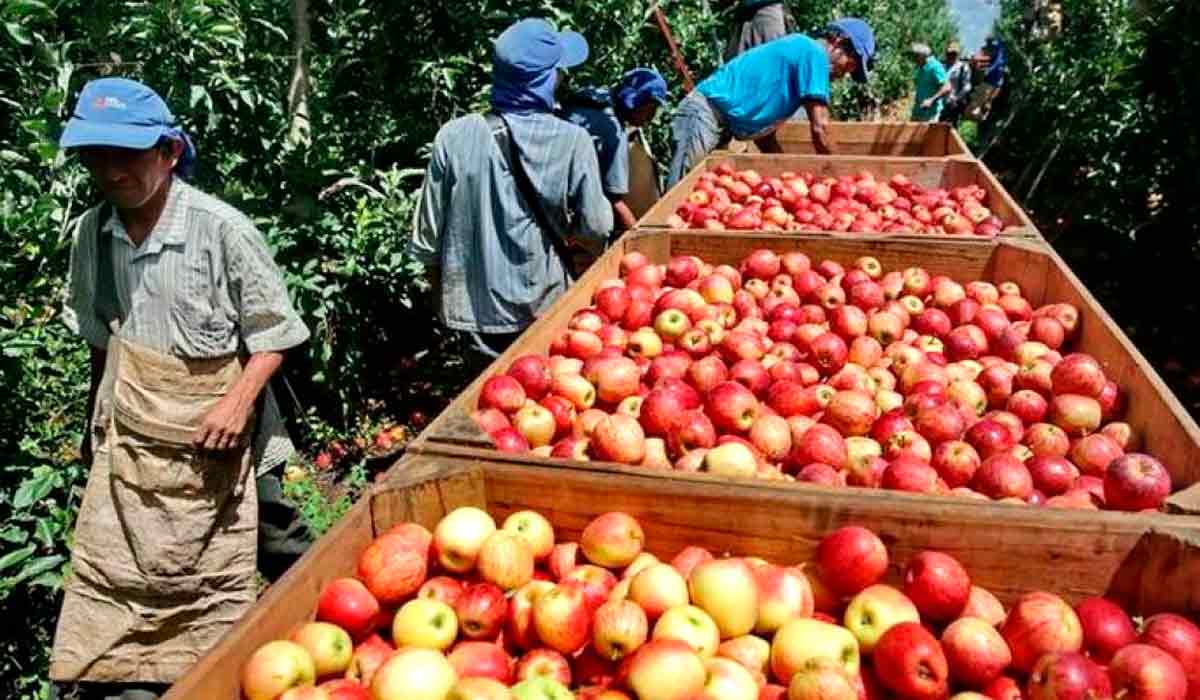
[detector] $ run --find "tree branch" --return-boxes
[287,0,312,147]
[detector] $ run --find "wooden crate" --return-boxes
[164,451,1200,699]
[732,121,972,157]
[637,154,1037,238]
[413,231,1200,514]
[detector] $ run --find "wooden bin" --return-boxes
[636,154,1037,238]
[731,121,972,157]
[164,451,1200,699]
[413,231,1200,514]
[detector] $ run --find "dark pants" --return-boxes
[53,465,309,699]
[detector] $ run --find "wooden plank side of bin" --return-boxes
[637,154,1029,235]
[164,452,1200,698]
[751,122,972,157]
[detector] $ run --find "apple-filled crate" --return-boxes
[635,155,1036,238]
[422,232,1200,517]
[166,453,1200,700]
[736,122,972,158]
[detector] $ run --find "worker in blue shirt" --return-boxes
[560,68,668,234]
[666,18,877,186]
[910,42,951,121]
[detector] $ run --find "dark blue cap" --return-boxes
[615,68,669,113]
[827,17,877,84]
[60,78,179,150]
[493,18,588,78]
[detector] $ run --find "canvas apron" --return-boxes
[51,220,258,684]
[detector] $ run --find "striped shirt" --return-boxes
[410,112,613,334]
[63,179,310,473]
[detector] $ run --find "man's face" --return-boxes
[629,101,658,127]
[945,51,959,65]
[829,42,859,81]
[78,143,178,209]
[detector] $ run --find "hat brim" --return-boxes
[59,118,164,150]
[557,31,589,69]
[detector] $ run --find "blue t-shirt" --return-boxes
[912,56,949,121]
[698,34,830,139]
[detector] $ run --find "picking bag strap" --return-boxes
[485,112,578,279]
[91,202,123,332]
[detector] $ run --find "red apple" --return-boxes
[591,414,647,465]
[1000,591,1083,673]
[317,578,381,641]
[1105,453,1172,511]
[508,355,553,401]
[357,528,431,605]
[942,617,1012,688]
[707,381,760,434]
[448,641,513,684]
[1026,652,1112,700]
[932,440,982,488]
[816,526,888,597]
[792,424,847,471]
[1110,644,1189,700]
[882,457,940,494]
[480,375,527,413]
[902,551,971,622]
[533,583,592,655]
[1069,433,1124,477]
[1140,614,1200,683]
[872,622,949,700]
[1074,597,1137,664]
[1024,423,1071,458]
[963,586,1007,627]
[1051,354,1106,398]
[515,647,572,686]
[419,576,465,609]
[972,454,1033,500]
[1027,456,1080,497]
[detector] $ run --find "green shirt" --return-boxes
[912,56,949,121]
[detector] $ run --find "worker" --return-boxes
[941,41,972,126]
[910,42,952,122]
[559,67,669,235]
[724,0,797,60]
[965,37,1007,123]
[51,78,310,699]
[411,18,612,366]
[666,18,877,186]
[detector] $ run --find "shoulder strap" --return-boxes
[92,202,123,331]
[484,112,578,279]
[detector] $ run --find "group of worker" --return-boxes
[909,36,1008,124]
[51,7,1011,698]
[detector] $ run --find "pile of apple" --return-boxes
[662,162,1006,236]
[472,249,1173,512]
[239,508,1199,700]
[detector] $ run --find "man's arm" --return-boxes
[923,81,954,109]
[804,102,835,154]
[193,352,283,451]
[80,347,105,464]
[567,133,615,248]
[753,131,784,154]
[611,197,638,232]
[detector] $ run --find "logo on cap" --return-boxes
[92,96,128,110]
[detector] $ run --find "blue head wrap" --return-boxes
[491,19,589,114]
[613,68,668,117]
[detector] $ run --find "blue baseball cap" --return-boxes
[60,78,180,150]
[494,18,589,78]
[827,18,877,84]
[615,68,669,113]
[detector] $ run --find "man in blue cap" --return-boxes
[666,18,877,186]
[559,67,669,234]
[50,78,309,699]
[411,18,612,365]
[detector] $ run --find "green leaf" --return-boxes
[12,555,65,585]
[7,0,53,17]
[12,468,57,510]
[4,21,32,45]
[0,545,35,573]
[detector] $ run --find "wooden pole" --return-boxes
[651,5,695,93]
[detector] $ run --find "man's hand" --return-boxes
[922,98,936,109]
[193,393,253,451]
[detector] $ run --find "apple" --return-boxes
[786,657,858,700]
[1051,354,1106,398]
[317,578,381,641]
[719,635,771,675]
[1000,591,1083,673]
[771,618,861,684]
[512,677,573,700]
[627,639,708,700]
[392,598,458,651]
[984,677,1024,700]
[824,390,879,437]
[447,642,512,684]
[357,528,431,605]
[817,526,888,597]
[672,546,715,580]
[241,640,317,700]
[1101,421,1139,451]
[843,584,920,653]
[702,656,761,700]
[1050,394,1102,437]
[475,532,534,592]
[902,551,971,622]
[972,454,1034,500]
[753,564,814,634]
[319,679,371,700]
[960,586,1006,627]
[1105,453,1172,511]
[591,599,649,661]
[1140,613,1200,683]
[882,456,940,494]
[1027,456,1080,496]
[704,441,759,478]
[1074,597,1137,664]
[345,634,395,688]
[1069,433,1124,477]
[533,583,591,654]
[629,563,690,620]
[932,440,982,488]
[794,423,848,470]
[1110,644,1189,700]
[480,375,527,413]
[371,648,456,700]
[564,564,619,610]
[580,512,645,568]
[873,622,948,700]
[707,381,760,433]
[942,617,1012,688]
[290,622,353,678]
[1026,652,1112,700]
[446,678,512,700]
[434,507,496,574]
[1024,423,1072,459]
[689,558,759,638]
[502,511,555,561]
[453,583,507,641]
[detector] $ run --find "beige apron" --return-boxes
[50,335,258,683]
